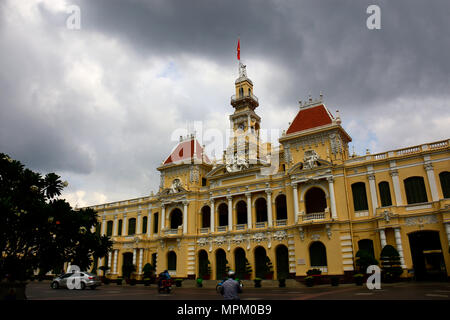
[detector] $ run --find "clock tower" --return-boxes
[225,62,263,171]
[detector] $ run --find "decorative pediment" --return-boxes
[159,178,188,195]
[288,159,332,175]
[206,162,271,179]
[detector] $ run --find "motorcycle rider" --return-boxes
[158,270,171,288]
[219,270,242,300]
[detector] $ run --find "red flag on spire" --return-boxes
[237,38,240,60]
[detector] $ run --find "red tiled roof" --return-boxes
[286,104,334,135]
[163,139,210,165]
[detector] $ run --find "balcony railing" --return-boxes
[217,226,227,233]
[275,219,287,226]
[302,212,325,221]
[165,228,179,235]
[235,224,246,231]
[199,227,210,234]
[231,93,259,104]
[345,139,449,164]
[255,221,267,229]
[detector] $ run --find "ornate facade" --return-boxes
[88,63,450,281]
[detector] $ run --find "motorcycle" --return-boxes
[157,278,174,294]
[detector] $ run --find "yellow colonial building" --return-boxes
[88,63,450,282]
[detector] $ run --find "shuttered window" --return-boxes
[404,176,428,204]
[439,171,450,198]
[352,182,369,211]
[378,181,392,207]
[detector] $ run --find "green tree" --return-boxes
[122,262,136,280]
[379,245,403,282]
[142,263,155,278]
[0,153,112,282]
[355,249,379,273]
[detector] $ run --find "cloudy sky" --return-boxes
[1,0,449,208]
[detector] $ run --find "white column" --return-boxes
[210,199,215,233]
[147,211,152,237]
[368,174,379,215]
[108,251,112,269]
[445,223,450,247]
[227,196,233,231]
[161,205,166,233]
[113,250,118,274]
[379,229,387,248]
[101,216,106,235]
[390,170,403,206]
[327,177,338,219]
[138,248,144,274]
[137,212,142,234]
[292,183,300,224]
[183,201,188,234]
[424,163,439,201]
[133,248,137,266]
[394,228,406,268]
[266,190,273,227]
[122,213,128,236]
[113,216,118,236]
[246,192,252,229]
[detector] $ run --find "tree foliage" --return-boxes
[0,153,112,281]
[355,249,379,273]
[379,245,403,281]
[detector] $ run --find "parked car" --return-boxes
[51,272,101,290]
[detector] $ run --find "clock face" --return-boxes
[238,124,244,130]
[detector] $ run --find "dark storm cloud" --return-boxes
[76,0,450,108]
[1,0,449,206]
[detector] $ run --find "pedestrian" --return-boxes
[219,270,242,300]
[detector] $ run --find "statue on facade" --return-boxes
[303,150,319,169]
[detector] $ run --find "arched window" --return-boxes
[167,251,177,271]
[198,250,210,278]
[351,182,369,211]
[255,198,267,222]
[309,242,327,267]
[215,249,227,280]
[404,176,428,204]
[218,203,228,227]
[170,208,183,229]
[153,213,159,234]
[378,181,392,207]
[201,206,211,228]
[276,245,289,280]
[234,248,247,280]
[275,194,287,220]
[439,171,450,198]
[142,216,147,234]
[128,218,136,235]
[254,246,268,278]
[236,200,247,225]
[106,221,113,236]
[358,239,375,258]
[118,219,123,236]
[239,87,244,97]
[304,187,327,213]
